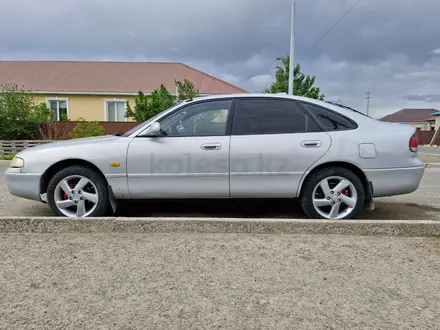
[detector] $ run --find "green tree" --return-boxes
[175,79,200,102]
[126,84,175,122]
[68,117,105,139]
[0,84,53,139]
[264,57,325,100]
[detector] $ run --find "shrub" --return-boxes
[37,122,60,140]
[126,85,174,122]
[68,118,106,139]
[0,84,53,139]
[1,152,16,160]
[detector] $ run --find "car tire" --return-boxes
[47,165,110,218]
[300,166,365,220]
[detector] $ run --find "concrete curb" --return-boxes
[420,152,440,157]
[426,163,440,168]
[0,217,439,237]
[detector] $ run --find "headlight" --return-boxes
[9,157,24,168]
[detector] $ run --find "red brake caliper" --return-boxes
[341,189,349,196]
[63,183,75,200]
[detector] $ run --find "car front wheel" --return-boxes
[300,167,365,220]
[47,166,110,217]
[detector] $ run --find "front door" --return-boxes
[126,99,233,199]
[229,97,332,198]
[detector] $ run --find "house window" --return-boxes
[106,101,126,121]
[47,99,68,121]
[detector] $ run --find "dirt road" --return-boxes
[1,233,440,329]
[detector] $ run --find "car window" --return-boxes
[159,100,231,137]
[121,102,184,137]
[300,102,356,131]
[232,98,315,135]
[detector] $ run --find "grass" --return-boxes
[1,152,16,161]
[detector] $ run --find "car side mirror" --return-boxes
[142,122,161,137]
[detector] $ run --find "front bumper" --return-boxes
[364,165,425,198]
[4,168,43,202]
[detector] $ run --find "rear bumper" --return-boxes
[4,168,43,202]
[364,165,425,198]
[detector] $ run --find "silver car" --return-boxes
[4,94,425,219]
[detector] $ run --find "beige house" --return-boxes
[0,61,247,122]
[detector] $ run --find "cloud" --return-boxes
[248,75,274,92]
[403,94,440,103]
[1,0,440,117]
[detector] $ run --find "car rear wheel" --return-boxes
[300,167,365,220]
[47,166,110,217]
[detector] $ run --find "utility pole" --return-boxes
[288,0,296,95]
[366,92,371,116]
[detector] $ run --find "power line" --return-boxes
[303,0,363,55]
[261,58,278,92]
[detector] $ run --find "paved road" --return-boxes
[1,162,440,220]
[1,233,439,329]
[420,146,440,155]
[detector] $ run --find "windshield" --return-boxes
[325,101,371,118]
[120,102,185,137]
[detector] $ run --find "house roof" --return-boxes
[379,108,439,123]
[0,60,247,95]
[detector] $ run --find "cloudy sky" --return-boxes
[1,0,440,118]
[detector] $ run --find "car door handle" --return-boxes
[201,143,222,150]
[301,140,322,148]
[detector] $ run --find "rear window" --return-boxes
[232,98,311,135]
[299,102,357,131]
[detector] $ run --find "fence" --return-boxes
[0,140,53,155]
[1,121,141,155]
[417,130,440,146]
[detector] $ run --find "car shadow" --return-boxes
[114,199,440,220]
[362,201,440,221]
[115,199,306,219]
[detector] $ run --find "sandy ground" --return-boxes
[419,146,440,155]
[420,152,440,163]
[1,233,440,329]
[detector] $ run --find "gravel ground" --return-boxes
[419,146,440,155]
[1,233,440,329]
[2,162,440,220]
[419,152,440,164]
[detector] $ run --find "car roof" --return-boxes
[188,93,371,121]
[129,93,374,137]
[190,93,306,102]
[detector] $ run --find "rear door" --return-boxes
[229,97,331,198]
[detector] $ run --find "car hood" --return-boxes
[17,135,124,155]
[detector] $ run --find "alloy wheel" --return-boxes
[53,175,99,217]
[312,176,358,219]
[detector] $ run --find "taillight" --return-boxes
[409,133,418,152]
